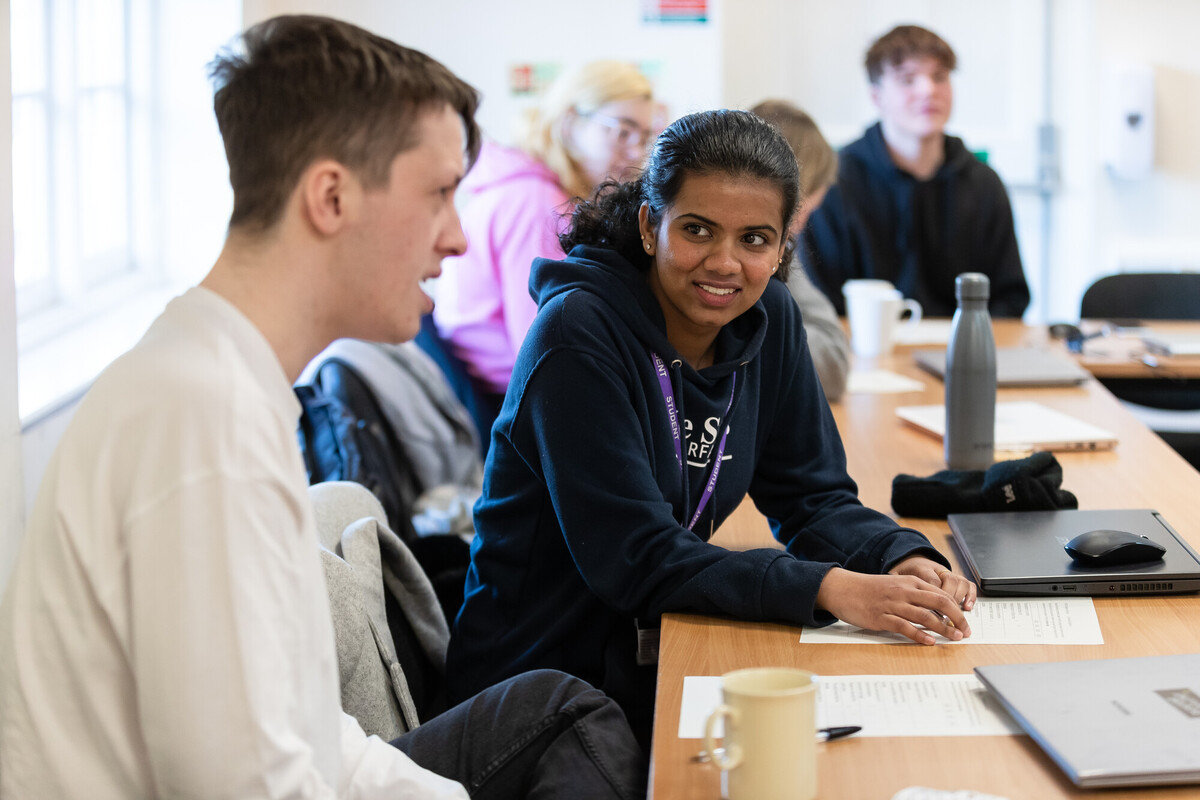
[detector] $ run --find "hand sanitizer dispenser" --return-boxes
[1105,60,1155,181]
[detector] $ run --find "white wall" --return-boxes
[244,0,724,145]
[1,3,23,588]
[1092,0,1200,275]
[159,1,239,287]
[1031,0,1200,322]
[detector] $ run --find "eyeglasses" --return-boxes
[1049,322,1109,353]
[585,113,652,149]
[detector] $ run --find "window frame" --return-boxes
[12,0,161,350]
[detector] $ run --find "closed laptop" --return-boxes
[949,508,1200,596]
[976,654,1200,788]
[914,346,1091,387]
[896,401,1118,453]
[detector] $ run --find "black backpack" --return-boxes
[295,359,470,625]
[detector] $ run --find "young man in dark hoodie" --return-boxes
[800,24,1031,318]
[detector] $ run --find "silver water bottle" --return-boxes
[944,273,996,470]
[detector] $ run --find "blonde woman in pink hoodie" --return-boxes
[433,61,654,439]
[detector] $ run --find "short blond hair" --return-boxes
[749,99,836,197]
[517,60,652,199]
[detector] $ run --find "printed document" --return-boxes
[799,596,1103,645]
[679,674,1022,739]
[846,369,926,395]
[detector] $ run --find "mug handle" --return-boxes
[703,704,743,771]
[899,298,923,327]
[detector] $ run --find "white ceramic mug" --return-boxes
[703,667,817,800]
[842,280,923,358]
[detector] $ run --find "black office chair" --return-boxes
[1079,272,1200,470]
[1081,272,1200,322]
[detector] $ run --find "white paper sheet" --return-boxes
[678,674,1022,739]
[894,319,954,345]
[846,369,926,394]
[891,788,1010,800]
[799,596,1103,645]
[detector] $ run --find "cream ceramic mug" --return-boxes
[842,279,923,357]
[703,667,817,800]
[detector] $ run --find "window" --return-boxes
[12,0,154,330]
[11,0,239,422]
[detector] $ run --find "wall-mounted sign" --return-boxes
[642,0,708,24]
[509,62,561,96]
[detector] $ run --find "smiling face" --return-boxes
[872,55,953,143]
[338,103,467,344]
[638,171,788,366]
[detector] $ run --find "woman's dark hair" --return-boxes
[560,109,801,278]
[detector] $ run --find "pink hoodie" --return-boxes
[433,141,572,394]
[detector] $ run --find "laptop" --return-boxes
[948,508,1200,596]
[913,346,1091,387]
[896,401,1118,453]
[1141,330,1200,356]
[975,654,1200,788]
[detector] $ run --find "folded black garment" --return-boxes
[891,452,1078,519]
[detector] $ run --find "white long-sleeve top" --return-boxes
[0,287,467,800]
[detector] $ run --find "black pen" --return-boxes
[693,726,863,762]
[816,725,861,742]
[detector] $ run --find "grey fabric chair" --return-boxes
[1080,272,1200,470]
[310,481,450,740]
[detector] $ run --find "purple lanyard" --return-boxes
[651,352,735,531]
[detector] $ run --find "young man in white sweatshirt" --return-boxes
[0,15,644,800]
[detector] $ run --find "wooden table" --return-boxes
[1073,320,1200,380]
[650,320,1200,799]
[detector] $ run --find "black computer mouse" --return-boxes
[1064,529,1167,567]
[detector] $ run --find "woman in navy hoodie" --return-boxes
[446,110,977,748]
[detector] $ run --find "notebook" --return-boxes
[1141,330,1200,356]
[895,401,1118,452]
[975,654,1200,788]
[913,346,1090,387]
[948,508,1200,596]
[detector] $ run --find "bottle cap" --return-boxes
[956,272,990,302]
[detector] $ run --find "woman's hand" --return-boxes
[889,555,977,612]
[815,565,973,646]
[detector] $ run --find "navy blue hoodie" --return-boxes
[445,245,946,741]
[801,122,1031,318]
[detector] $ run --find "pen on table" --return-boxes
[692,727,861,762]
[817,725,861,742]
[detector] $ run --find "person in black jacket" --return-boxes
[446,109,978,750]
[801,24,1031,318]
